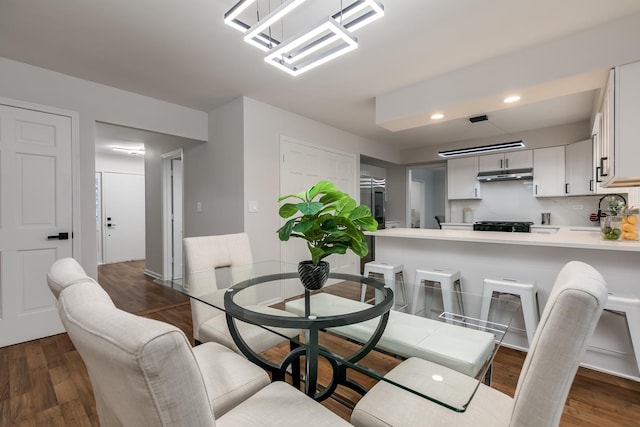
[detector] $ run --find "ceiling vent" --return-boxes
[469,114,488,123]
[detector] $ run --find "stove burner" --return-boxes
[473,221,533,232]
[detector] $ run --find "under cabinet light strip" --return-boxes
[438,141,525,158]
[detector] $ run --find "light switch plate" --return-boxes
[248,200,258,213]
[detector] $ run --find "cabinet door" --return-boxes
[614,61,640,182]
[447,157,481,200]
[478,153,504,172]
[533,147,565,197]
[565,139,593,195]
[505,150,532,170]
[599,70,614,180]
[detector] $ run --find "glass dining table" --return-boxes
[166,261,520,412]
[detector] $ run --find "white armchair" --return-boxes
[351,260,608,427]
[183,233,300,353]
[48,258,351,427]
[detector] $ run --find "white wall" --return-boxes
[242,97,402,263]
[0,57,208,277]
[95,152,145,174]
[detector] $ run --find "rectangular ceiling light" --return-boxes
[332,0,385,32]
[438,141,525,158]
[243,0,309,49]
[265,17,357,76]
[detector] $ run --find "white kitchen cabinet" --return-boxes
[447,157,481,200]
[565,139,594,196]
[478,150,532,172]
[533,146,565,197]
[601,61,640,188]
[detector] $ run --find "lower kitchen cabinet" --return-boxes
[533,146,565,197]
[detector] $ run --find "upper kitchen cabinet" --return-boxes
[533,146,565,197]
[565,139,594,196]
[447,157,481,200]
[599,61,640,188]
[478,150,532,172]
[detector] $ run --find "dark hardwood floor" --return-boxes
[0,260,638,426]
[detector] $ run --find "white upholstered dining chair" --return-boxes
[351,260,608,427]
[47,258,350,427]
[183,233,300,353]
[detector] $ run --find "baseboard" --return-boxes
[144,269,163,280]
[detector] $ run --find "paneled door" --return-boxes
[280,137,356,299]
[102,172,145,264]
[0,104,72,347]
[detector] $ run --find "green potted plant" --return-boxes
[277,180,378,290]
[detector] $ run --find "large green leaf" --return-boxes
[279,203,299,218]
[308,181,336,200]
[277,219,296,241]
[297,201,323,215]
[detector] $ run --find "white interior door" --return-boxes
[171,158,183,279]
[102,172,145,264]
[0,104,72,347]
[280,137,356,299]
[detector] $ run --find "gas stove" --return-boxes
[473,221,533,232]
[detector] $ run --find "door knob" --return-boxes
[47,232,69,240]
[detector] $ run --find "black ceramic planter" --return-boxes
[298,260,329,291]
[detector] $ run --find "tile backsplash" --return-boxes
[449,180,627,226]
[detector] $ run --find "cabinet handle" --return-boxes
[500,159,503,169]
[505,158,509,169]
[595,166,602,183]
[535,185,538,195]
[474,187,477,197]
[600,157,608,177]
[589,179,594,192]
[565,183,569,194]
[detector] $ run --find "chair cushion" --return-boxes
[217,381,352,427]
[351,357,513,427]
[285,293,494,377]
[193,342,270,417]
[199,305,300,354]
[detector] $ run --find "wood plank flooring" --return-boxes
[1,261,638,426]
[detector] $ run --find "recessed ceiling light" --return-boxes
[431,113,444,120]
[504,95,521,103]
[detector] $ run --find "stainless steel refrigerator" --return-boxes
[360,176,385,272]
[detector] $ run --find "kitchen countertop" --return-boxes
[369,227,640,252]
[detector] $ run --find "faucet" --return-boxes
[597,194,627,222]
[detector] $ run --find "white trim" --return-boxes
[143,268,164,280]
[0,96,82,264]
[161,149,184,280]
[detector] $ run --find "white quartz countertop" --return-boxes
[369,227,640,252]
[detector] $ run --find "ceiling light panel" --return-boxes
[265,17,357,76]
[332,0,384,32]
[438,141,525,158]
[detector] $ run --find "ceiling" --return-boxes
[2,0,640,153]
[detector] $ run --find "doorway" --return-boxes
[162,149,184,281]
[407,164,446,229]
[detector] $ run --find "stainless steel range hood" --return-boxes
[477,168,533,182]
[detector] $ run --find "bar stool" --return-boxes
[360,261,407,311]
[410,268,463,321]
[605,293,640,374]
[480,277,539,348]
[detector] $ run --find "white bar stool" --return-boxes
[480,277,539,348]
[605,293,640,374]
[410,268,463,320]
[360,261,407,311]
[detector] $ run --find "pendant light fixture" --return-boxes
[224,0,384,76]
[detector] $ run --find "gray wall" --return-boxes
[183,97,245,239]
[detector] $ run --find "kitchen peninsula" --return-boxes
[371,227,640,381]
